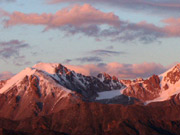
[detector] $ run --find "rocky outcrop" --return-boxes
[29,75,41,98]
[48,64,124,100]
[97,73,123,90]
[123,75,161,101]
[0,80,6,89]
[163,65,180,84]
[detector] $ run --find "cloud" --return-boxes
[0,40,31,66]
[0,0,16,3]
[59,16,180,42]
[106,46,114,50]
[162,18,180,36]
[0,71,14,80]
[2,4,120,28]
[47,0,180,15]
[90,49,125,56]
[64,56,103,64]
[59,21,164,43]
[75,56,103,63]
[12,56,32,66]
[1,4,180,42]
[0,40,29,59]
[66,62,167,79]
[64,48,125,64]
[63,59,72,64]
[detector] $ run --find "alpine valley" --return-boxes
[1,63,180,135]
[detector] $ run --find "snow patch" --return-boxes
[33,63,59,74]
[96,89,124,100]
[98,76,105,82]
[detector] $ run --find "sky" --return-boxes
[0,0,180,80]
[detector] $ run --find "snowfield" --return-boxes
[96,88,125,100]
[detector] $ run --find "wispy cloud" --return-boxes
[64,56,103,64]
[75,56,103,63]
[0,40,31,66]
[90,49,125,56]
[0,40,29,59]
[64,47,125,64]
[66,62,167,79]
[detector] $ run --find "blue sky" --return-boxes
[0,0,180,80]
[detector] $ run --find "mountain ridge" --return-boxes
[1,62,180,134]
[1,62,180,104]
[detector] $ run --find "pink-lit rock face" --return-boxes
[0,63,125,120]
[163,84,169,90]
[164,65,180,84]
[0,80,6,89]
[97,72,119,83]
[29,75,41,98]
[123,75,161,101]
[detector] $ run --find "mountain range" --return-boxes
[1,63,180,135]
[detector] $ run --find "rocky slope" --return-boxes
[1,63,180,134]
[0,63,125,120]
[1,98,180,135]
[121,64,180,104]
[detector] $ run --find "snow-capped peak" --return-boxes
[145,63,180,104]
[0,67,36,94]
[160,63,180,85]
[33,63,62,74]
[160,64,180,78]
[0,63,73,96]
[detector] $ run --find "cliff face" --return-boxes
[123,75,161,101]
